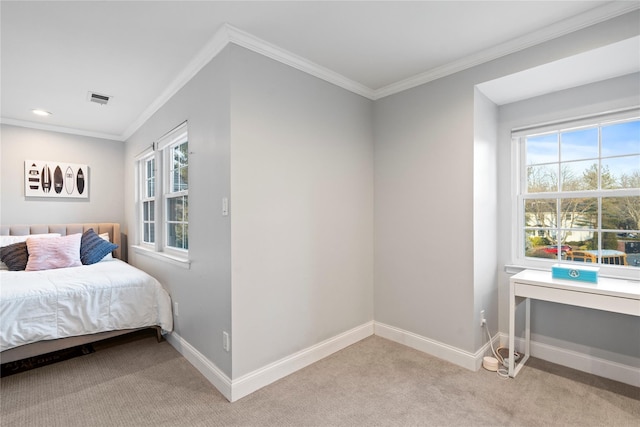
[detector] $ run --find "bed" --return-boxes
[0,223,173,364]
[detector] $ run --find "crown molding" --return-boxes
[121,24,231,140]
[373,1,640,99]
[121,23,375,141]
[123,1,640,139]
[225,24,375,100]
[0,118,124,142]
[4,2,638,140]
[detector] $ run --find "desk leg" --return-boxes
[525,298,531,360]
[509,282,515,377]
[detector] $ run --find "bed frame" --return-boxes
[0,223,161,364]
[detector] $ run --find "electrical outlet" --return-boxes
[480,310,486,327]
[223,331,230,352]
[174,302,179,317]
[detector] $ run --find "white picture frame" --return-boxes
[25,160,89,199]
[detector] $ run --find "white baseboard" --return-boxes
[166,322,374,402]
[374,322,493,372]
[168,323,638,403]
[500,333,640,388]
[165,332,233,401]
[231,321,374,402]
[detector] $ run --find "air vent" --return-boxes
[87,91,111,105]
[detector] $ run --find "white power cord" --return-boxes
[483,322,509,379]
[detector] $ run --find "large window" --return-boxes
[514,111,639,276]
[137,122,189,259]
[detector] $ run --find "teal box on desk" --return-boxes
[552,264,599,284]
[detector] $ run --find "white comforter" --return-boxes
[0,259,173,352]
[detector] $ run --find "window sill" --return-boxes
[132,245,191,269]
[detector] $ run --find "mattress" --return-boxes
[0,258,173,352]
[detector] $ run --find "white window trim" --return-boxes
[134,121,190,266]
[139,152,156,250]
[511,108,640,280]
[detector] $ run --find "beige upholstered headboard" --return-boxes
[0,223,122,260]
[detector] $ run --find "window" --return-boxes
[136,122,189,260]
[166,139,188,250]
[514,111,639,276]
[141,156,155,244]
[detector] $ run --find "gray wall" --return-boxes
[124,48,233,375]
[373,71,476,351]
[497,73,640,362]
[473,88,499,350]
[0,124,124,225]
[123,44,374,380]
[229,45,374,378]
[2,9,637,384]
[373,11,639,355]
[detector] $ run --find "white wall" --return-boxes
[373,11,639,357]
[0,124,124,226]
[124,48,233,376]
[229,45,374,378]
[497,73,640,364]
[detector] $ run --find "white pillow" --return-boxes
[0,233,61,247]
[99,232,114,260]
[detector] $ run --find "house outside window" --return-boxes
[514,111,639,277]
[136,122,189,261]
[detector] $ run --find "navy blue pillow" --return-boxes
[80,229,118,265]
[0,241,29,271]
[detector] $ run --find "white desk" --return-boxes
[508,269,640,378]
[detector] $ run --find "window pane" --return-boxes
[167,196,186,222]
[170,142,188,192]
[525,199,557,228]
[143,222,155,244]
[561,127,598,161]
[615,231,640,267]
[143,200,156,222]
[147,178,154,198]
[526,133,558,165]
[602,196,639,231]
[565,229,594,252]
[560,161,598,191]
[167,223,188,250]
[601,156,640,190]
[601,120,640,157]
[146,158,155,197]
[149,223,155,243]
[167,224,178,247]
[560,197,597,229]
[525,230,569,260]
[527,165,558,193]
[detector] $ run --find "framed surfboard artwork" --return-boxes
[24,160,88,198]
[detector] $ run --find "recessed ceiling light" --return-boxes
[32,109,52,116]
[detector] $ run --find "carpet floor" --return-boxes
[1,332,638,426]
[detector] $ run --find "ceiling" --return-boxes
[1,1,638,141]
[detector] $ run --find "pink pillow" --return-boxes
[25,233,82,271]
